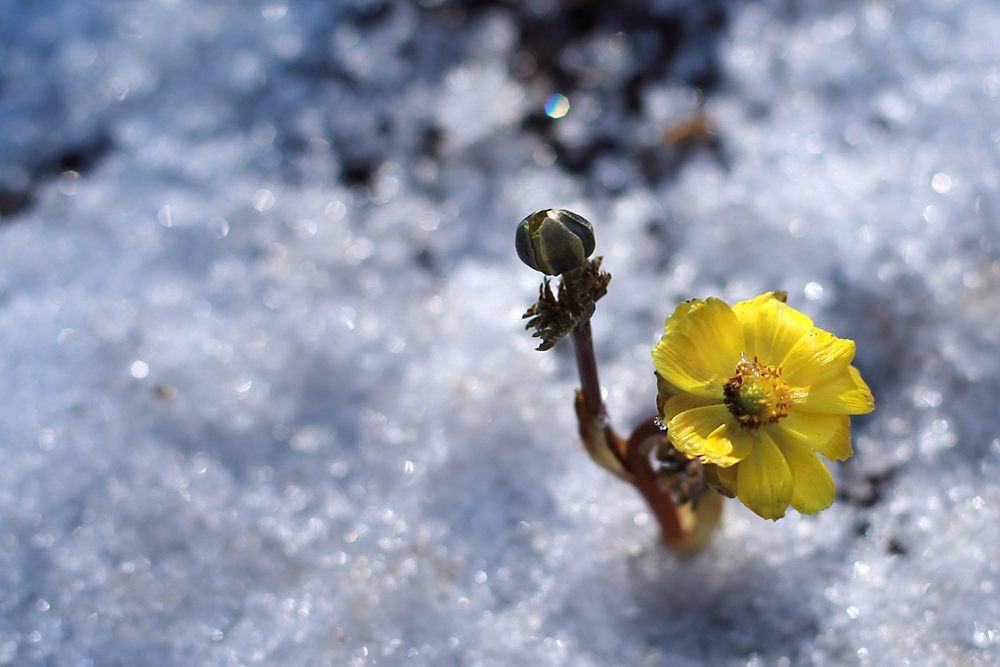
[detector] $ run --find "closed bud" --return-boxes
[515,209,596,275]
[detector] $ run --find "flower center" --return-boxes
[723,357,790,429]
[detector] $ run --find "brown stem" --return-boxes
[570,320,604,419]
[570,319,682,544]
[570,320,628,466]
[626,417,682,544]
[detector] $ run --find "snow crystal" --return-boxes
[1,0,999,665]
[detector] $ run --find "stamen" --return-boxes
[723,356,790,428]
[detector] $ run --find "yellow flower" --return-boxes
[652,293,874,520]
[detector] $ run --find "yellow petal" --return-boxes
[780,328,856,388]
[662,392,721,435]
[771,429,835,514]
[735,432,793,520]
[777,410,853,461]
[653,331,728,399]
[817,415,854,462]
[665,399,753,466]
[663,392,723,419]
[662,300,694,334]
[715,461,739,496]
[765,408,843,458]
[683,297,745,373]
[790,365,874,415]
[655,371,686,405]
[733,295,812,367]
[703,422,756,467]
[702,464,736,497]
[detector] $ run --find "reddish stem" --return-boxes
[570,320,604,419]
[625,417,682,544]
[570,319,682,544]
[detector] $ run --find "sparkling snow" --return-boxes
[1,0,999,665]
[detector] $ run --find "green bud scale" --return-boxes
[515,209,596,276]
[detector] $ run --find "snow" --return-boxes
[1,0,999,665]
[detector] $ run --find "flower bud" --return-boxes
[515,209,596,275]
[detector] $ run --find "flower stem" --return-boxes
[570,320,604,420]
[570,319,682,545]
[626,417,683,544]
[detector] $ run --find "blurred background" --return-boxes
[2,0,1000,665]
